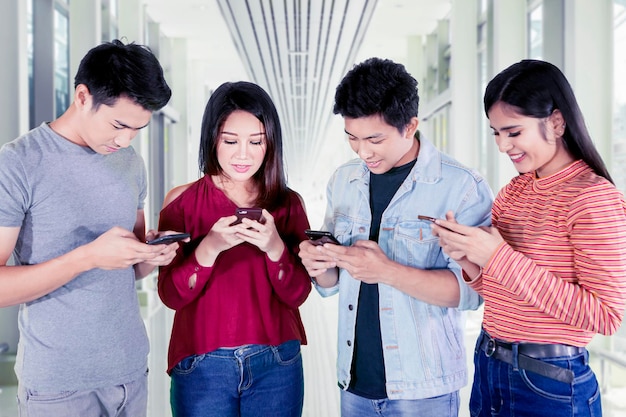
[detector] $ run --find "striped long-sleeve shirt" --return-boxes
[469,160,626,346]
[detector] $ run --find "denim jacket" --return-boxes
[315,136,493,400]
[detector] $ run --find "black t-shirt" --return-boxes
[348,159,416,399]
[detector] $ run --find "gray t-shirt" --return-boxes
[0,123,149,391]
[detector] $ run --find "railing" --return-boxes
[589,321,626,395]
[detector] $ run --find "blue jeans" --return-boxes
[469,335,602,417]
[170,340,304,417]
[340,389,460,417]
[17,369,148,417]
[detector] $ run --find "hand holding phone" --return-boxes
[304,229,340,246]
[230,207,263,226]
[418,214,455,232]
[146,233,191,245]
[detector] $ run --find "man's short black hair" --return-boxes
[74,39,171,111]
[334,57,419,132]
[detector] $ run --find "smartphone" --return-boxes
[304,229,340,246]
[418,214,455,232]
[230,207,263,226]
[418,214,438,223]
[146,233,191,245]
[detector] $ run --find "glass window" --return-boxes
[478,49,488,177]
[54,5,70,118]
[613,1,626,192]
[27,0,34,128]
[102,0,119,41]
[528,2,543,59]
[477,3,489,179]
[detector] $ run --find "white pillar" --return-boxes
[564,0,613,166]
[118,0,145,44]
[69,0,101,86]
[449,0,479,169]
[118,0,150,157]
[0,0,28,145]
[164,37,190,189]
[489,0,527,191]
[0,0,27,353]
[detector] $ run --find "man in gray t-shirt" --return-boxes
[0,40,178,417]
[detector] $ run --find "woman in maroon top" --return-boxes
[157,81,312,417]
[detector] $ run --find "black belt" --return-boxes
[478,331,584,384]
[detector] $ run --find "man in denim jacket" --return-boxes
[298,58,493,417]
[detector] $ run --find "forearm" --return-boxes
[0,245,94,307]
[382,262,461,308]
[314,267,339,288]
[157,252,213,310]
[134,262,156,280]
[459,260,483,284]
[266,248,312,308]
[492,244,626,335]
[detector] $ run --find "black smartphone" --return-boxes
[146,233,191,245]
[304,229,340,246]
[230,207,263,226]
[418,215,455,232]
[418,214,438,223]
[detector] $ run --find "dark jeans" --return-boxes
[470,333,601,417]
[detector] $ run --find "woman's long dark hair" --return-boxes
[484,59,613,183]
[198,81,288,210]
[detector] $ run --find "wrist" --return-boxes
[195,240,219,267]
[462,266,482,282]
[266,241,285,262]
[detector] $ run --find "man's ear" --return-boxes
[405,116,419,139]
[74,84,92,109]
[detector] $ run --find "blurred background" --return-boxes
[1,1,626,416]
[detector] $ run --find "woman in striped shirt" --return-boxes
[434,60,626,417]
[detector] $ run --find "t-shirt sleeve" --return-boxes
[135,153,148,211]
[0,146,29,227]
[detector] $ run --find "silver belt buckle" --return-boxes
[485,338,497,357]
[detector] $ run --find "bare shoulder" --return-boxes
[163,182,194,208]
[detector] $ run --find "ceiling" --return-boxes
[143,0,451,175]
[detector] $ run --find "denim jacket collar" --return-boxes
[346,133,444,187]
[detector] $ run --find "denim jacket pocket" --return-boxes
[392,220,440,268]
[333,216,359,246]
